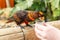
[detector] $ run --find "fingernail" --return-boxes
[43,23,47,26]
[35,28,46,38]
[37,25,48,31]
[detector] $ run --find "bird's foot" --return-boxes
[17,25,24,29]
[26,24,33,28]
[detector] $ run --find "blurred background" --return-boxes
[0,0,60,22]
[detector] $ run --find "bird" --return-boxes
[6,10,44,28]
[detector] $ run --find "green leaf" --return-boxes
[53,9,60,17]
[50,0,59,10]
[0,10,3,15]
[50,0,60,20]
[10,0,33,17]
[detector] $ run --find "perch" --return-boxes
[0,20,60,40]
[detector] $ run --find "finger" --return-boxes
[36,33,47,40]
[36,33,44,39]
[35,27,46,38]
[42,23,47,26]
[35,23,48,31]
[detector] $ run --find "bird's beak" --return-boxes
[38,11,44,21]
[39,17,45,21]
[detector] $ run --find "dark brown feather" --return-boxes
[7,10,44,26]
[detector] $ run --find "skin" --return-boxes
[34,22,60,40]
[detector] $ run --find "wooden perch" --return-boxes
[0,20,60,40]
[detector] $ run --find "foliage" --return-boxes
[15,0,33,10]
[10,0,33,17]
[26,0,45,11]
[50,0,60,20]
[0,0,60,21]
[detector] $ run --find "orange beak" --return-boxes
[39,17,45,21]
[39,11,45,21]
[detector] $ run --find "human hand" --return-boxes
[34,22,60,40]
